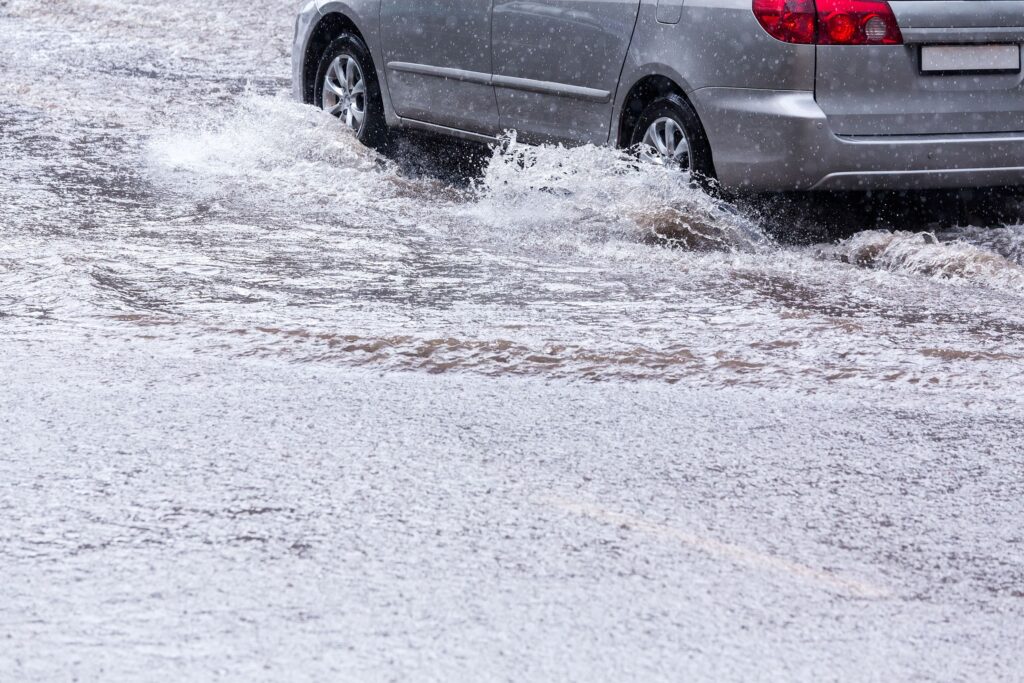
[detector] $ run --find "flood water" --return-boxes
[2,1,1024,680]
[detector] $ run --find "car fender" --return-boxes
[612,0,813,146]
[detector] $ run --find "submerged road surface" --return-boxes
[2,1,1024,680]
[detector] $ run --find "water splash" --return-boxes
[943,224,1024,267]
[145,97,400,210]
[147,99,770,253]
[133,97,1024,387]
[819,229,1024,290]
[469,133,769,252]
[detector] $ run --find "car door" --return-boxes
[491,0,641,144]
[380,0,499,134]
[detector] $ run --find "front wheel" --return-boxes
[314,34,390,148]
[630,93,715,185]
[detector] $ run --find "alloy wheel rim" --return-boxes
[322,54,366,134]
[640,117,691,169]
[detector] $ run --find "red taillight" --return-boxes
[816,0,903,44]
[753,0,903,45]
[753,0,817,44]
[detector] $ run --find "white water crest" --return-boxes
[820,229,1024,290]
[469,133,770,252]
[148,99,770,254]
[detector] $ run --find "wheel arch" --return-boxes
[616,74,691,149]
[614,71,718,182]
[301,9,369,105]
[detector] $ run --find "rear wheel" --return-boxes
[630,94,715,184]
[314,34,389,148]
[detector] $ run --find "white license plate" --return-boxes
[921,44,1021,73]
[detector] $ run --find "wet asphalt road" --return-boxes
[2,1,1024,680]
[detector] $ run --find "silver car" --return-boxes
[291,0,1024,191]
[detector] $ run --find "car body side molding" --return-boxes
[386,62,611,103]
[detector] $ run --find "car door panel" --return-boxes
[380,0,499,134]
[492,0,641,144]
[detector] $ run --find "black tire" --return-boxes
[629,93,716,185]
[314,34,390,148]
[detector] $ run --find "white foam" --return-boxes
[147,98,769,254]
[468,133,769,252]
[820,229,1024,291]
[146,96,394,214]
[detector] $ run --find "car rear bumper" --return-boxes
[691,87,1024,191]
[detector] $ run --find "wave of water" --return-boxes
[148,97,1024,286]
[818,229,1024,291]
[147,97,770,255]
[4,93,1014,386]
[468,133,769,252]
